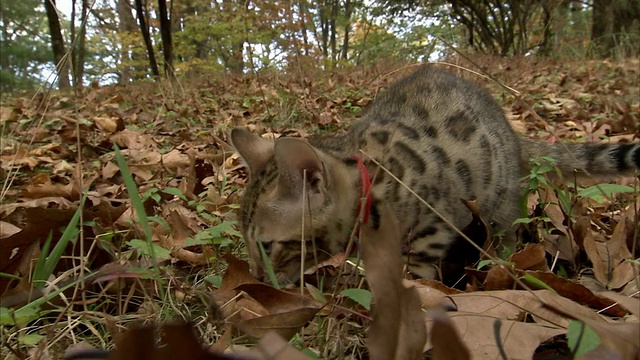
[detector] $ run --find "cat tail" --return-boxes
[519,137,640,178]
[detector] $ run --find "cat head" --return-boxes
[230,128,356,285]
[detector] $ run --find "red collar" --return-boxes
[354,155,372,226]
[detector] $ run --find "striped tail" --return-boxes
[520,138,640,177]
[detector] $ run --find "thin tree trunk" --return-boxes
[44,0,71,89]
[220,0,244,73]
[329,0,337,62]
[340,0,353,61]
[320,1,329,58]
[73,0,88,87]
[298,0,309,56]
[117,0,137,83]
[70,0,77,85]
[134,0,160,78]
[157,0,174,78]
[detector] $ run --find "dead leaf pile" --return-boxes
[0,58,638,359]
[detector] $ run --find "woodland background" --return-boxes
[2,0,640,91]
[1,0,639,359]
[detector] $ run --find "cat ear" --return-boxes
[230,128,274,174]
[274,137,327,197]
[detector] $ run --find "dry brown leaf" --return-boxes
[583,216,634,290]
[484,265,515,290]
[404,279,453,309]
[22,182,81,200]
[361,202,426,360]
[482,244,551,290]
[246,331,309,359]
[93,116,119,133]
[548,304,639,359]
[0,221,21,239]
[425,312,564,359]
[110,129,156,150]
[160,149,191,172]
[540,184,570,239]
[212,255,321,341]
[428,308,470,360]
[509,243,550,271]
[232,283,321,340]
[599,291,640,316]
[0,200,79,293]
[524,271,627,317]
[75,323,234,360]
[219,253,261,291]
[543,232,580,263]
[101,161,120,179]
[449,289,604,328]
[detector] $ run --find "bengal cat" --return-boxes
[230,65,639,285]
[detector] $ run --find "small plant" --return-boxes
[567,320,601,358]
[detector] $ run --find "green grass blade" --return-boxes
[258,241,280,289]
[31,231,53,288]
[32,192,88,288]
[113,145,153,243]
[113,144,165,298]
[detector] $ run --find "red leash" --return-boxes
[353,155,372,225]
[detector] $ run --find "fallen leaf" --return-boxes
[428,307,470,360]
[448,289,604,328]
[233,283,322,340]
[524,271,627,317]
[583,216,634,290]
[93,116,119,133]
[212,255,321,341]
[361,202,426,360]
[247,331,309,359]
[599,291,640,316]
[509,243,549,271]
[425,312,564,359]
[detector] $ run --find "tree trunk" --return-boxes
[134,0,160,78]
[329,0,337,62]
[298,0,310,56]
[72,0,88,87]
[157,0,174,78]
[222,0,244,74]
[592,0,615,57]
[70,0,77,85]
[44,0,70,89]
[117,0,137,83]
[340,0,352,61]
[320,1,329,58]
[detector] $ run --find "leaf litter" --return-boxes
[0,57,638,359]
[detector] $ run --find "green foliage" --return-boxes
[185,220,240,248]
[0,0,52,92]
[114,145,167,298]
[521,273,557,293]
[476,259,514,270]
[114,145,153,243]
[567,320,601,357]
[32,193,87,288]
[522,156,557,194]
[340,288,373,310]
[258,241,281,289]
[126,239,172,261]
[577,184,635,204]
[205,274,223,288]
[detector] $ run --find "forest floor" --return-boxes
[0,56,639,360]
